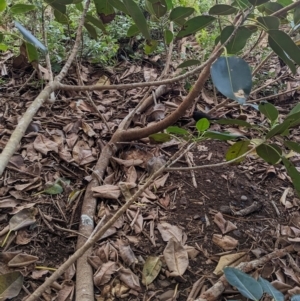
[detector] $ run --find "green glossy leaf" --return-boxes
[127,24,140,37]
[177,59,200,68]
[258,277,284,301]
[110,0,129,14]
[84,23,97,39]
[284,141,300,154]
[149,133,171,143]
[211,56,252,104]
[256,143,281,164]
[75,2,83,11]
[282,157,300,197]
[203,131,243,140]
[165,0,172,10]
[264,2,286,17]
[144,39,158,54]
[44,0,66,13]
[164,29,173,45]
[259,102,278,122]
[294,7,300,25]
[288,103,300,116]
[25,42,39,62]
[0,272,23,299]
[10,4,36,14]
[43,183,64,195]
[123,0,151,40]
[177,15,215,38]
[166,126,189,135]
[276,0,292,6]
[94,0,115,15]
[220,26,253,54]
[257,16,280,30]
[224,267,263,300]
[169,7,194,25]
[284,110,300,128]
[216,118,252,127]
[209,4,238,15]
[248,0,268,5]
[15,22,47,52]
[0,0,6,12]
[268,34,296,74]
[265,120,292,139]
[147,0,167,18]
[196,118,210,132]
[86,14,106,32]
[226,140,250,163]
[54,9,69,24]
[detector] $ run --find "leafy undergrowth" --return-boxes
[1,49,300,300]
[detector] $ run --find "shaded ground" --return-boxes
[1,57,300,301]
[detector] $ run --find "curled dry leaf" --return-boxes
[112,157,143,167]
[147,103,165,121]
[8,253,38,267]
[117,238,138,266]
[118,267,141,291]
[157,222,184,243]
[72,140,96,165]
[184,245,200,260]
[91,185,120,199]
[213,212,237,234]
[212,234,238,251]
[280,187,294,209]
[142,256,162,286]
[213,252,248,275]
[94,261,118,287]
[33,134,59,155]
[163,238,189,277]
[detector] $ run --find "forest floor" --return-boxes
[1,48,300,301]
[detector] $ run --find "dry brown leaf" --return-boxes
[184,245,200,260]
[213,252,248,275]
[112,157,143,167]
[92,185,120,199]
[118,267,141,291]
[81,121,96,137]
[163,238,189,277]
[212,234,238,250]
[94,261,118,287]
[213,212,237,234]
[72,140,96,165]
[153,173,169,189]
[33,134,58,155]
[8,253,38,267]
[126,166,137,183]
[280,187,294,209]
[117,238,138,266]
[157,222,183,243]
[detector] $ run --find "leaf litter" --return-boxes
[1,51,300,301]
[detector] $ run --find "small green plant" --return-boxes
[224,267,300,301]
